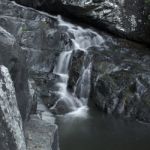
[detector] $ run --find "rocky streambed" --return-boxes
[0,0,150,150]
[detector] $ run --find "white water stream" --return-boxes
[52,16,104,115]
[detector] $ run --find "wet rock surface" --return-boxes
[90,39,150,122]
[14,0,150,44]
[0,0,74,114]
[0,1,61,149]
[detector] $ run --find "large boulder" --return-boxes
[90,38,150,122]
[14,0,150,44]
[0,65,26,150]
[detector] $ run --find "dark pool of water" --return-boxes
[57,107,150,150]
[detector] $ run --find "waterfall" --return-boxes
[53,51,72,74]
[51,16,104,114]
[75,63,92,105]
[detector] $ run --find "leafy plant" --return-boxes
[145,0,150,4]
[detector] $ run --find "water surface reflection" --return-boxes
[57,108,150,150]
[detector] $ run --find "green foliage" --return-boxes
[145,0,150,4]
[21,25,28,32]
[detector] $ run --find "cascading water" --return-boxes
[51,15,104,114]
[52,51,82,111]
[44,15,150,150]
[75,63,92,105]
[53,51,72,74]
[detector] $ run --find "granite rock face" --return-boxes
[0,0,72,89]
[0,0,71,117]
[25,79,59,150]
[0,13,31,120]
[0,65,26,150]
[0,1,60,149]
[14,0,150,44]
[25,100,59,150]
[0,0,76,115]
